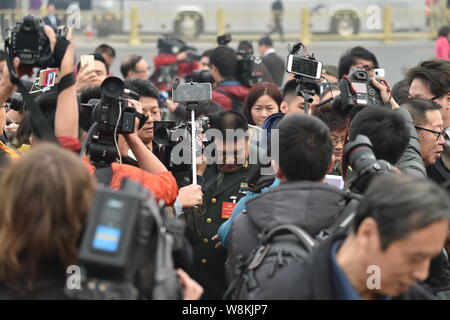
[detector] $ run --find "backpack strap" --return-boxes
[94,166,114,186]
[215,88,243,112]
[315,193,362,241]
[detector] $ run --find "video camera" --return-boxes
[4,14,67,68]
[236,40,264,87]
[339,69,384,115]
[81,77,147,166]
[158,35,200,61]
[65,178,192,300]
[154,82,212,177]
[343,135,394,194]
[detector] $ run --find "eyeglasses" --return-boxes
[414,126,446,141]
[430,92,448,101]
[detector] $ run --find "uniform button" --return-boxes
[206,218,212,224]
[211,198,217,204]
[203,238,209,244]
[201,258,207,264]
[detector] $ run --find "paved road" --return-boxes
[74,37,436,86]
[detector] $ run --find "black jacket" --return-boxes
[271,234,433,300]
[262,52,285,87]
[226,180,347,284]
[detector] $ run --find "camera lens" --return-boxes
[101,77,124,99]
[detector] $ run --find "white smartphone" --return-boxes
[286,55,323,80]
[80,55,95,68]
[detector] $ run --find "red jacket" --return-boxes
[435,36,450,60]
[58,136,178,206]
[212,81,250,111]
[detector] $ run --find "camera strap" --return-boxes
[53,37,71,68]
[5,58,58,143]
[57,72,75,94]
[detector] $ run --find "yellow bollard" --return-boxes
[217,8,225,37]
[300,8,311,44]
[383,6,394,43]
[129,8,141,45]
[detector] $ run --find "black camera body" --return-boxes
[217,33,232,46]
[153,117,210,174]
[339,69,384,114]
[65,179,191,300]
[89,77,140,136]
[343,135,394,194]
[5,15,54,68]
[186,69,215,84]
[158,35,196,56]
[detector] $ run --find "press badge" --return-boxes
[221,202,236,220]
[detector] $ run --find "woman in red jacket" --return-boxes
[435,26,450,60]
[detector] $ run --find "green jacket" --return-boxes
[182,160,260,299]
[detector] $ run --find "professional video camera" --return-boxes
[4,14,67,68]
[157,35,200,61]
[339,68,384,115]
[285,42,323,114]
[217,33,232,46]
[236,40,264,87]
[186,69,215,84]
[154,81,212,185]
[81,77,147,166]
[342,135,394,194]
[64,178,192,300]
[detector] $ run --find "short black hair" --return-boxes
[201,49,214,59]
[76,53,109,74]
[95,44,116,58]
[258,36,273,47]
[124,78,159,100]
[282,79,319,100]
[313,105,347,133]
[401,98,442,126]
[278,114,333,181]
[338,46,379,79]
[406,58,450,99]
[353,174,450,250]
[120,55,143,79]
[209,110,248,136]
[349,107,410,165]
[209,46,237,79]
[438,26,450,38]
[0,50,6,62]
[392,79,410,106]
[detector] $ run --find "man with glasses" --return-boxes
[338,46,379,79]
[402,98,445,167]
[407,58,450,184]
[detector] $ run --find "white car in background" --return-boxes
[92,0,428,37]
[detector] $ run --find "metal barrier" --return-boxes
[0,6,447,43]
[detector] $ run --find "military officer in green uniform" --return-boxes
[180,111,262,299]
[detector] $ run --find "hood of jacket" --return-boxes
[245,180,348,236]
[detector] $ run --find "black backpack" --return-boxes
[224,193,360,300]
